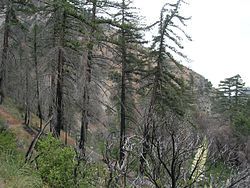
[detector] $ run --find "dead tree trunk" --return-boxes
[54,10,66,137]
[48,5,57,132]
[79,1,97,156]
[119,0,127,166]
[25,117,52,163]
[54,47,64,137]
[33,24,43,130]
[24,67,31,126]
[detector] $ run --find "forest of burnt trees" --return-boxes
[0,0,250,187]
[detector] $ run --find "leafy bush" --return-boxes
[36,134,76,188]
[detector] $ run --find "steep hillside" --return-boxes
[0,98,80,153]
[0,99,35,151]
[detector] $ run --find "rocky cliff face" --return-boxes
[189,69,214,115]
[169,62,214,116]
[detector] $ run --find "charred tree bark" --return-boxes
[24,68,31,126]
[79,0,97,156]
[119,0,127,173]
[54,47,64,137]
[33,24,43,130]
[54,10,66,137]
[79,103,87,155]
[48,4,58,132]
[49,71,55,132]
[119,53,126,164]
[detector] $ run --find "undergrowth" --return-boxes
[0,123,44,188]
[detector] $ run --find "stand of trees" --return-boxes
[215,74,250,135]
[0,0,249,187]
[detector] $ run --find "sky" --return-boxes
[133,0,250,87]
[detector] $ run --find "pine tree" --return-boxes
[140,0,191,175]
[215,75,250,136]
[216,74,247,121]
[108,0,144,166]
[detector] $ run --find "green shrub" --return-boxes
[36,134,76,188]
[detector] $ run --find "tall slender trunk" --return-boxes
[119,0,127,172]
[54,10,66,137]
[19,36,31,127]
[33,24,43,130]
[24,66,31,126]
[48,4,57,132]
[79,0,97,155]
[120,59,126,188]
[120,56,126,163]
[79,104,87,155]
[119,0,127,187]
[55,47,64,137]
[49,72,55,132]
[0,2,11,104]
[170,133,177,188]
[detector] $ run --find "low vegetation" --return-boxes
[0,123,43,188]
